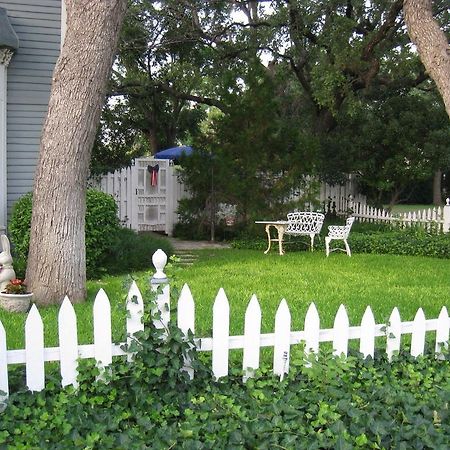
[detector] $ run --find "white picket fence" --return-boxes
[337,197,450,233]
[1,250,450,401]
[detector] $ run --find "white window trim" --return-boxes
[61,0,67,47]
[0,49,13,234]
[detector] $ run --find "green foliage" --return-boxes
[1,317,450,448]
[102,228,173,275]
[342,92,450,205]
[178,73,320,229]
[350,228,450,259]
[9,191,174,278]
[85,190,121,277]
[7,192,33,276]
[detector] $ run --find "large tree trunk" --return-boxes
[26,0,127,306]
[404,0,450,119]
[433,168,442,205]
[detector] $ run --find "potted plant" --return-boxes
[0,279,33,313]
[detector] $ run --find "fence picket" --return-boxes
[273,299,291,379]
[93,289,112,370]
[0,320,8,399]
[25,305,45,392]
[333,305,349,357]
[177,283,195,336]
[212,288,229,379]
[411,308,426,357]
[386,307,401,360]
[304,302,320,355]
[243,295,262,380]
[360,306,375,358]
[126,281,144,361]
[58,297,79,388]
[435,307,449,357]
[177,284,195,379]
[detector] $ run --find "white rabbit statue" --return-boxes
[0,235,16,291]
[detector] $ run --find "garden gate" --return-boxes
[96,158,188,235]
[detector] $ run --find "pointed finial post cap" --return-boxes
[151,249,168,283]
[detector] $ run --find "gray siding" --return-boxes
[0,0,61,214]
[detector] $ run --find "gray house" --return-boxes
[0,1,64,233]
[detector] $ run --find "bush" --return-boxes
[232,222,450,259]
[102,228,173,275]
[8,190,124,278]
[349,227,450,259]
[85,190,121,276]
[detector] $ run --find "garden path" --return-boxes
[163,235,230,266]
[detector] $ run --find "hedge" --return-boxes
[232,227,450,259]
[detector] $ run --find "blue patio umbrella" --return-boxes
[154,145,193,160]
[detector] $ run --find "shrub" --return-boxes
[8,190,123,278]
[349,227,450,259]
[7,192,32,274]
[102,228,173,275]
[232,222,450,259]
[85,189,121,276]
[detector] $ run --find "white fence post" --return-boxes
[93,289,112,373]
[212,288,230,379]
[386,308,401,360]
[126,281,144,361]
[304,302,320,357]
[177,284,195,379]
[58,297,79,388]
[410,308,426,357]
[25,305,45,392]
[243,295,262,381]
[150,249,170,332]
[333,304,349,357]
[435,306,449,357]
[360,306,375,358]
[443,198,450,233]
[273,299,291,379]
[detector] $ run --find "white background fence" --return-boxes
[337,197,450,233]
[93,158,189,235]
[1,250,449,400]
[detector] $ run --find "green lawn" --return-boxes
[1,249,449,350]
[386,204,435,214]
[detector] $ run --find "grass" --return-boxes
[1,249,449,351]
[386,204,434,214]
[170,249,450,335]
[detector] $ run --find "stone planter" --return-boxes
[0,292,33,313]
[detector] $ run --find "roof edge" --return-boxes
[0,7,19,51]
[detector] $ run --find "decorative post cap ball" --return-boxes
[152,249,167,279]
[446,198,450,206]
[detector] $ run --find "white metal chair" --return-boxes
[325,216,355,257]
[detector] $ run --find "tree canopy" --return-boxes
[94,0,450,208]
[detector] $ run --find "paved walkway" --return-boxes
[166,236,231,251]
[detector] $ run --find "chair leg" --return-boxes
[310,234,314,251]
[325,237,331,257]
[344,239,351,257]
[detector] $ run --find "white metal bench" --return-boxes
[285,212,325,251]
